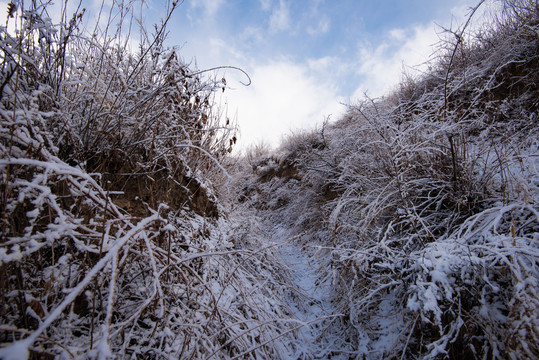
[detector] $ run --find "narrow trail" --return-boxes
[270,226,351,359]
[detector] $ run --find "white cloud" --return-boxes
[259,0,272,11]
[269,0,290,33]
[348,0,498,101]
[388,28,406,41]
[206,37,248,64]
[449,0,502,36]
[190,0,225,18]
[224,61,345,150]
[307,16,330,35]
[351,23,439,99]
[240,26,265,45]
[307,56,338,72]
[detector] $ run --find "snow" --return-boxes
[280,242,332,333]
[265,225,352,359]
[0,340,30,360]
[1,1,538,358]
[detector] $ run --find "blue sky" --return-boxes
[153,0,491,151]
[1,0,493,151]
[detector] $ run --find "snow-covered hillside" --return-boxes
[229,1,539,357]
[0,0,538,359]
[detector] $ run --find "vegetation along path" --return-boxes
[260,220,353,359]
[0,0,538,359]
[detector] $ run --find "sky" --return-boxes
[1,0,496,152]
[156,0,493,151]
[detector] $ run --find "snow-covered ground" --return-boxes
[269,225,352,359]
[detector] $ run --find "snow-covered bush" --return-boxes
[0,1,290,358]
[404,203,539,359]
[232,1,539,358]
[323,1,539,358]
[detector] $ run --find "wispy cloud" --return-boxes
[350,23,440,99]
[449,0,502,35]
[259,0,272,11]
[190,0,225,18]
[305,0,330,36]
[348,0,498,100]
[269,0,290,33]
[307,16,330,35]
[240,26,265,46]
[307,56,338,72]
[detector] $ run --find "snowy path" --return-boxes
[272,226,350,359]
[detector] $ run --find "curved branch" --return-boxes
[191,66,252,86]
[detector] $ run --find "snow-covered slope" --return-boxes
[1,0,538,359]
[230,2,539,358]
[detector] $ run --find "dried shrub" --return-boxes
[0,1,290,358]
[232,1,539,358]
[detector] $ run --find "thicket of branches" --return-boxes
[2,0,538,358]
[235,0,539,358]
[0,1,294,359]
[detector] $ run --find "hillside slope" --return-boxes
[0,0,538,359]
[231,1,538,358]
[0,2,292,358]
